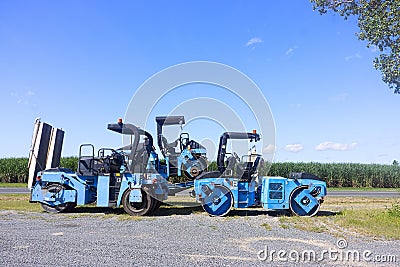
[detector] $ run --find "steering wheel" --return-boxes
[110,149,118,158]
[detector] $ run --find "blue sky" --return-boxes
[0,1,398,164]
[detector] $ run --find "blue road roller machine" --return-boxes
[29,118,206,215]
[193,131,327,216]
[155,116,208,179]
[29,118,327,217]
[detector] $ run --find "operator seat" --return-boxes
[132,138,152,173]
[78,157,100,176]
[240,156,261,181]
[162,136,178,154]
[224,156,238,176]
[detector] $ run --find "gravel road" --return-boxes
[0,208,398,267]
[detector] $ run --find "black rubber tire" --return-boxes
[198,156,208,175]
[40,184,76,213]
[40,202,76,213]
[152,199,163,211]
[122,189,154,216]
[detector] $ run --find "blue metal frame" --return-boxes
[194,178,257,209]
[30,168,170,209]
[177,148,207,176]
[261,177,326,210]
[194,175,327,215]
[31,170,97,206]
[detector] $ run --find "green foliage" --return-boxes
[0,183,27,188]
[0,194,42,212]
[207,161,218,171]
[393,159,399,166]
[60,157,78,171]
[260,222,272,230]
[168,176,187,183]
[387,201,400,217]
[336,208,400,239]
[0,157,78,183]
[0,158,28,183]
[310,0,400,94]
[265,162,400,187]
[159,161,400,188]
[1,157,400,188]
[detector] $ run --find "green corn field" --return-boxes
[265,162,400,188]
[0,157,78,183]
[0,158,29,183]
[0,157,399,187]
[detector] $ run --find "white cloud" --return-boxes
[344,52,362,61]
[26,90,35,96]
[245,37,263,47]
[11,89,36,105]
[284,144,303,153]
[315,142,357,151]
[263,144,276,154]
[285,48,294,56]
[285,46,297,56]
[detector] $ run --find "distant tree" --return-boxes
[393,159,399,166]
[310,0,400,94]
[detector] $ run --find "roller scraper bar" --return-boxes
[27,119,64,189]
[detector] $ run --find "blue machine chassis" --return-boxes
[194,176,327,216]
[30,169,169,209]
[31,169,326,217]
